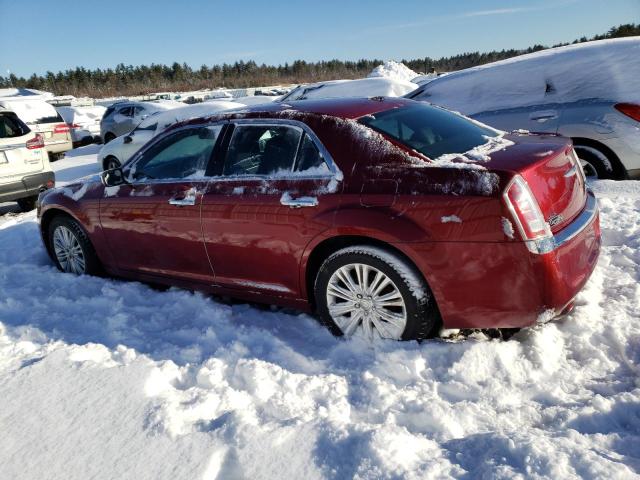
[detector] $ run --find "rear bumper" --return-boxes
[45,139,73,154]
[530,190,600,323]
[399,190,601,329]
[0,170,56,203]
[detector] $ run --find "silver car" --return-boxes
[407,38,640,179]
[99,101,182,143]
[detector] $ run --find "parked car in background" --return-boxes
[100,100,183,143]
[0,109,54,211]
[279,77,418,102]
[407,38,640,179]
[38,97,599,341]
[97,101,242,170]
[0,98,72,161]
[56,105,106,147]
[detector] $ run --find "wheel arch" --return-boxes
[302,234,433,310]
[40,207,85,257]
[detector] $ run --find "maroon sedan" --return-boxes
[37,98,600,340]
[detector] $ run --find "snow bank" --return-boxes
[368,60,419,83]
[0,154,639,478]
[416,37,640,115]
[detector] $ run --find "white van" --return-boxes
[0,109,54,210]
[0,98,73,161]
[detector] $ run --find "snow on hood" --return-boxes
[417,37,640,115]
[367,60,419,83]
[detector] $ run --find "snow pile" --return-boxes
[416,37,640,115]
[368,60,419,83]
[0,153,639,478]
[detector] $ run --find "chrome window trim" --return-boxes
[229,118,340,177]
[124,117,342,186]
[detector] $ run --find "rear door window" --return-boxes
[294,134,330,174]
[222,125,302,176]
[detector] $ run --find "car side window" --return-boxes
[222,125,302,176]
[134,106,145,116]
[118,106,133,117]
[293,133,330,174]
[132,125,222,181]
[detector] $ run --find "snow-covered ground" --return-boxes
[0,148,639,479]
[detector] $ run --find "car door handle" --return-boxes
[169,188,197,206]
[280,192,318,208]
[529,110,558,121]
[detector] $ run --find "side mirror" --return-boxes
[140,114,149,121]
[101,167,128,187]
[123,135,133,144]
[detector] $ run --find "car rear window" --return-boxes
[358,103,498,159]
[0,113,30,138]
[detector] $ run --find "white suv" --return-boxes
[0,109,54,211]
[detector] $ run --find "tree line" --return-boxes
[1,23,637,99]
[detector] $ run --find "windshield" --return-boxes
[358,103,498,159]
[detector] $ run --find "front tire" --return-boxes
[48,216,101,275]
[103,156,121,171]
[17,195,38,212]
[314,246,438,341]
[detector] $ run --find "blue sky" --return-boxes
[1,0,638,77]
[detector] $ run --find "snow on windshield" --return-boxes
[416,37,640,115]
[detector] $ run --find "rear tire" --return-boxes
[17,195,38,212]
[314,246,438,341]
[573,144,616,180]
[103,156,121,171]
[47,216,102,275]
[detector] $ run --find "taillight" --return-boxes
[69,123,81,130]
[53,123,71,134]
[503,175,554,254]
[614,103,640,122]
[26,133,45,150]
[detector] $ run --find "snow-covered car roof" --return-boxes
[137,101,244,132]
[411,37,640,115]
[280,77,418,102]
[56,105,106,124]
[0,98,60,124]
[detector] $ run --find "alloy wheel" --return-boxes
[52,226,86,274]
[326,263,407,340]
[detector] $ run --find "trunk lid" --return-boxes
[484,134,587,233]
